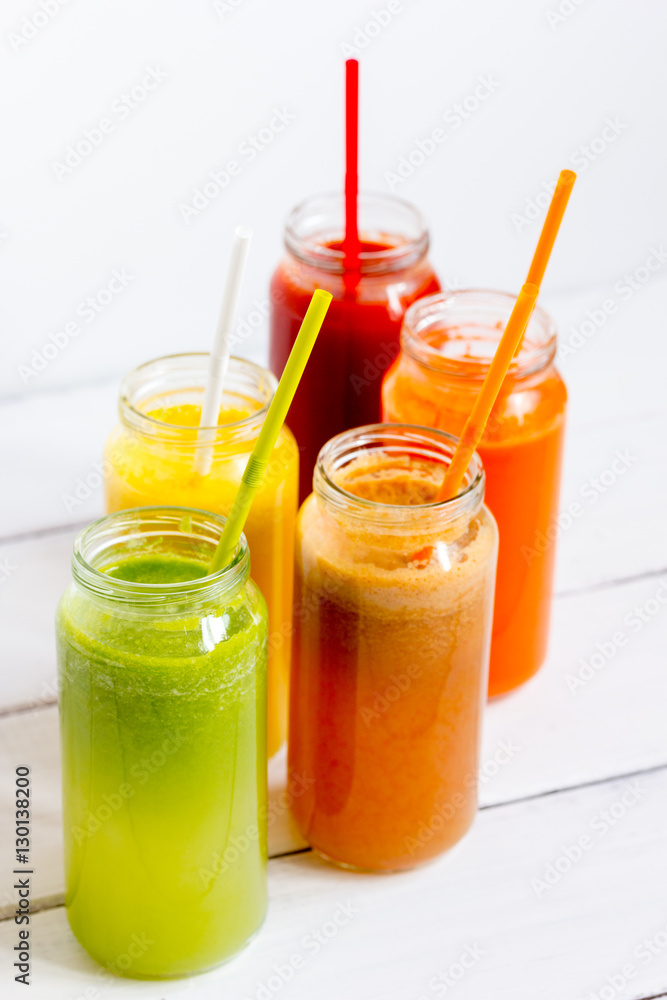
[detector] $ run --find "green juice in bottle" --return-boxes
[56,508,268,978]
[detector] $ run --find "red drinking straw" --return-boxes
[344,58,360,269]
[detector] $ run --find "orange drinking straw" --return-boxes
[526,169,576,287]
[514,169,576,354]
[436,283,539,502]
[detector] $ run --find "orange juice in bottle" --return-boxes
[289,425,497,870]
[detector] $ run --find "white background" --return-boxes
[1,0,664,399]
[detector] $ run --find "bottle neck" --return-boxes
[314,424,485,541]
[284,192,430,276]
[401,289,558,385]
[118,354,276,449]
[72,507,249,619]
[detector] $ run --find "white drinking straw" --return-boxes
[194,226,253,476]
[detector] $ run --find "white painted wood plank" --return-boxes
[1,767,665,1000]
[553,407,667,592]
[0,531,74,712]
[0,708,63,920]
[1,382,117,537]
[0,709,304,920]
[1,571,664,917]
[482,571,667,805]
[548,271,667,433]
[554,410,667,593]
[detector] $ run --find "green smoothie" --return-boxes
[106,554,208,584]
[56,515,268,979]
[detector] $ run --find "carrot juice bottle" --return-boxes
[288,425,498,871]
[269,194,440,502]
[382,291,567,696]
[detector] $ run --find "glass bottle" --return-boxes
[383,290,567,695]
[56,506,267,977]
[270,193,440,501]
[104,354,297,755]
[288,425,497,871]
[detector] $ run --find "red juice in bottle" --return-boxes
[270,193,440,500]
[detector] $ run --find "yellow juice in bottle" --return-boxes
[104,354,298,756]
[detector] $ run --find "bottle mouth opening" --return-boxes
[314,423,485,526]
[119,354,276,445]
[72,506,248,607]
[402,290,557,380]
[284,192,430,275]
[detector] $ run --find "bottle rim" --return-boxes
[72,506,249,609]
[401,289,558,381]
[284,192,430,275]
[118,353,277,446]
[314,423,485,528]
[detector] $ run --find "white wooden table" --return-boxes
[1,278,666,999]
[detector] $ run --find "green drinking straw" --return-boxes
[209,288,333,573]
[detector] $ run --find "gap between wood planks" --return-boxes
[2,515,666,598]
[0,699,57,721]
[0,519,90,548]
[557,565,667,600]
[0,758,665,925]
[0,372,119,409]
